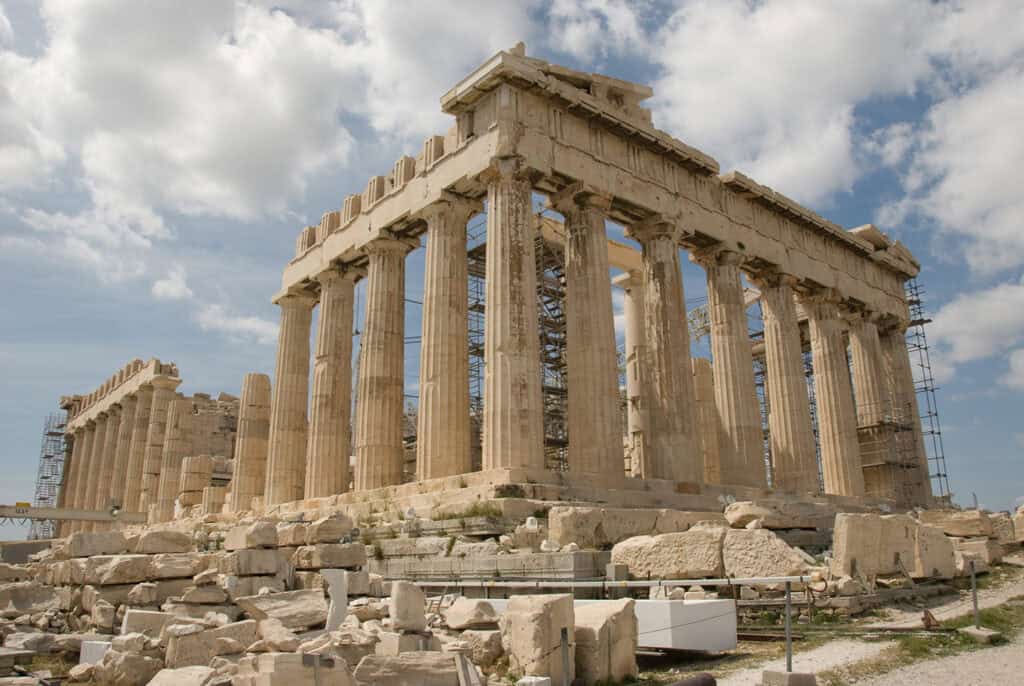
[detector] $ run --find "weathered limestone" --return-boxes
[548,505,726,548]
[108,395,136,512]
[574,598,638,685]
[307,268,359,498]
[416,197,478,480]
[82,411,111,532]
[880,324,933,505]
[355,238,413,490]
[830,513,918,577]
[501,594,575,684]
[266,293,316,505]
[552,184,623,477]
[722,529,810,578]
[389,580,427,632]
[849,311,899,499]
[617,270,648,476]
[231,373,272,512]
[755,273,819,493]
[691,358,722,485]
[802,292,865,496]
[123,385,153,512]
[913,524,956,579]
[626,218,698,482]
[444,598,499,630]
[697,248,764,488]
[235,589,328,629]
[140,377,180,512]
[67,425,95,534]
[482,158,545,471]
[353,652,456,686]
[918,510,993,538]
[153,398,193,523]
[610,525,728,579]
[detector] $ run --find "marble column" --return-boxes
[755,273,819,493]
[306,268,358,497]
[692,357,722,485]
[68,423,95,534]
[880,324,933,505]
[849,309,898,498]
[552,185,623,477]
[231,373,272,511]
[801,292,865,497]
[417,197,479,480]
[109,395,137,509]
[355,238,412,491]
[697,249,765,487]
[123,385,153,513]
[82,412,111,531]
[140,378,179,512]
[481,158,544,472]
[153,397,193,523]
[626,218,699,483]
[265,292,315,505]
[615,271,648,477]
[60,430,84,536]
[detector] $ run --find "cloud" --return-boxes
[546,0,646,62]
[0,4,11,47]
[1004,349,1024,391]
[196,303,277,345]
[151,264,193,301]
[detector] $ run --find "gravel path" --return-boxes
[852,632,1024,685]
[715,640,893,686]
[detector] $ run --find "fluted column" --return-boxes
[755,273,819,493]
[880,324,933,505]
[123,385,153,513]
[696,248,765,488]
[801,292,864,496]
[481,158,544,471]
[59,430,84,536]
[306,268,358,497]
[551,184,623,477]
[849,312,891,425]
[153,397,193,523]
[615,271,648,477]
[626,218,699,483]
[109,395,137,510]
[139,377,180,512]
[417,197,479,480]
[265,292,315,505]
[82,412,111,531]
[68,423,95,534]
[355,238,413,491]
[692,358,722,484]
[231,373,272,511]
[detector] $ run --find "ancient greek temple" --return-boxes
[255,46,930,513]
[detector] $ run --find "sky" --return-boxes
[1,0,1023,539]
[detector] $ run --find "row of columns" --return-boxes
[254,156,930,509]
[59,376,180,534]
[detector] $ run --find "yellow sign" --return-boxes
[14,502,31,509]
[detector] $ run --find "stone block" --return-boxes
[293,544,367,570]
[148,666,216,685]
[958,626,1002,644]
[918,509,993,538]
[294,570,324,590]
[306,515,354,543]
[726,501,837,530]
[92,649,163,685]
[722,529,810,579]
[134,530,192,554]
[1015,507,1024,543]
[75,554,154,586]
[376,630,433,656]
[277,522,309,546]
[463,629,503,668]
[516,679,551,686]
[610,525,727,579]
[953,537,1003,565]
[121,609,175,638]
[220,574,284,601]
[234,652,356,686]
[989,513,1016,545]
[218,548,280,576]
[762,671,817,685]
[500,594,574,684]
[166,619,257,668]
[67,531,128,558]
[258,617,300,651]
[180,584,228,604]
[151,552,203,579]
[346,570,370,595]
[333,627,379,666]
[235,589,328,630]
[225,521,278,550]
[574,598,638,685]
[444,598,498,630]
[78,640,111,665]
[912,524,955,579]
[389,581,426,632]
[352,652,457,686]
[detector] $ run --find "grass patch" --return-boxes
[438,501,503,520]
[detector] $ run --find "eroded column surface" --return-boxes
[153,397,193,523]
[123,385,153,512]
[231,372,272,511]
[616,271,648,477]
[697,249,765,487]
[756,274,819,493]
[802,293,865,497]
[306,269,358,497]
[482,159,545,472]
[417,198,478,480]
[692,357,722,485]
[881,324,933,505]
[626,219,699,483]
[355,238,412,491]
[140,378,179,512]
[59,430,85,536]
[265,293,315,505]
[109,395,137,509]
[68,423,95,534]
[553,187,623,477]
[849,312,891,426]
[84,411,115,531]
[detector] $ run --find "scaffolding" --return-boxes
[28,413,68,540]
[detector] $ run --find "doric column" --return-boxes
[59,430,84,536]
[109,395,137,509]
[68,423,95,534]
[880,324,933,505]
[848,311,891,425]
[139,377,180,512]
[692,358,722,484]
[153,397,193,523]
[306,268,358,497]
[355,237,413,491]
[123,385,153,513]
[625,217,699,483]
[481,158,544,471]
[416,196,479,480]
[754,273,819,494]
[695,248,765,488]
[265,292,315,505]
[800,292,865,496]
[231,373,272,511]
[81,412,111,531]
[550,184,623,477]
[614,271,647,477]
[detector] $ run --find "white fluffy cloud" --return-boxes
[1005,349,1024,391]
[547,0,647,62]
[196,303,277,345]
[151,264,193,301]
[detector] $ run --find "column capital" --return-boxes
[625,214,688,245]
[479,155,542,185]
[150,375,181,392]
[612,269,643,290]
[546,181,613,215]
[746,267,799,290]
[796,287,845,320]
[316,264,363,287]
[420,192,483,226]
[364,235,417,257]
[278,291,318,310]
[690,245,745,269]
